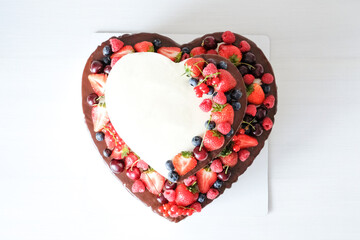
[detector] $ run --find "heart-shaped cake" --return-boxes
[82,31,277,222]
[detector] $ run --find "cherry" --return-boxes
[90,60,104,73]
[218,171,231,181]
[87,93,99,106]
[157,194,168,204]
[126,167,141,180]
[104,65,112,74]
[202,36,217,50]
[193,146,208,161]
[110,159,125,173]
[256,107,267,120]
[252,123,264,137]
[164,180,177,190]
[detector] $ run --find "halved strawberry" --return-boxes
[88,74,107,96]
[140,169,165,195]
[234,134,258,149]
[219,151,238,167]
[134,41,154,52]
[157,47,182,62]
[214,69,237,93]
[110,145,130,159]
[218,44,242,65]
[184,57,205,77]
[203,130,225,151]
[104,130,116,149]
[247,83,265,105]
[173,151,197,176]
[91,103,109,132]
[190,46,206,57]
[211,103,234,124]
[175,184,199,207]
[196,168,217,193]
[110,45,135,59]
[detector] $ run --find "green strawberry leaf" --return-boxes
[120,145,130,158]
[181,151,193,158]
[229,54,240,65]
[187,182,199,193]
[218,144,233,157]
[148,46,155,52]
[211,130,223,138]
[175,52,182,63]
[246,84,255,96]
[211,103,227,112]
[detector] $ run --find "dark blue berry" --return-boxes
[153,39,162,49]
[262,84,271,94]
[226,128,234,138]
[238,65,249,75]
[181,47,190,54]
[189,78,199,87]
[225,91,232,103]
[103,45,112,56]
[205,120,216,130]
[217,61,228,70]
[197,193,206,203]
[95,132,104,141]
[102,56,111,65]
[192,136,202,147]
[103,149,112,157]
[168,171,179,182]
[231,89,242,100]
[231,101,241,111]
[165,160,175,171]
[213,179,223,189]
[207,86,214,95]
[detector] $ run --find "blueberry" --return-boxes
[165,160,175,171]
[217,61,228,70]
[205,120,216,130]
[207,86,214,95]
[182,47,190,54]
[238,65,249,75]
[213,179,223,189]
[153,39,162,49]
[225,91,232,103]
[168,171,179,182]
[231,101,241,111]
[231,89,242,100]
[103,45,112,56]
[226,128,234,138]
[243,52,256,64]
[192,136,202,147]
[95,132,104,141]
[197,193,206,203]
[252,64,264,78]
[262,84,271,94]
[189,78,199,87]
[102,56,111,65]
[103,149,112,157]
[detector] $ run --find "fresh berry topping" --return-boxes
[140,169,165,195]
[181,47,190,54]
[173,151,197,176]
[90,60,104,73]
[157,194,168,204]
[110,145,130,161]
[219,151,238,167]
[184,57,205,77]
[218,170,231,181]
[196,168,217,194]
[230,101,241,111]
[189,77,199,87]
[164,180,177,190]
[252,123,264,136]
[95,132,104,141]
[193,146,208,161]
[175,184,199,207]
[243,52,256,64]
[103,148,112,158]
[252,63,264,78]
[264,95,275,109]
[206,188,219,200]
[164,189,176,202]
[243,74,255,85]
[87,93,99,106]
[152,39,162,49]
[218,44,242,64]
[132,180,146,193]
[202,36,217,50]
[109,159,125,173]
[239,149,250,162]
[262,117,273,131]
[217,122,232,135]
[203,130,225,151]
[213,179,223,189]
[157,47,182,62]
[197,193,206,203]
[111,57,120,67]
[217,61,228,70]
[91,104,109,132]
[222,31,236,44]
[206,49,217,54]
[261,73,274,84]
[194,86,203,98]
[88,73,107,96]
[239,40,251,52]
[103,56,111,65]
[198,82,209,94]
[110,45,135,64]
[215,69,237,92]
[190,202,202,212]
[109,38,124,52]
[103,65,112,74]
[181,53,190,61]
[192,136,202,147]
[213,92,227,104]
[199,99,212,112]
[230,89,243,100]
[238,65,249,75]
[102,45,112,56]
[205,120,216,130]
[233,134,258,149]
[246,104,257,116]
[126,167,141,180]
[210,159,223,173]
[226,128,234,138]
[136,160,149,170]
[184,176,197,187]
[202,63,218,77]
[134,41,154,52]
[211,103,234,125]
[207,86,215,95]
[125,153,139,169]
[168,171,180,182]
[256,106,267,120]
[262,84,271,94]
[247,83,265,105]
[190,46,206,57]
[165,160,175,171]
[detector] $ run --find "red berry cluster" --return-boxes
[158,202,195,218]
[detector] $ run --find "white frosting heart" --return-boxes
[105,52,209,177]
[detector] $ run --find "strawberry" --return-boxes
[140,169,165,195]
[211,103,234,124]
[214,69,237,92]
[175,184,199,207]
[88,74,107,96]
[134,41,154,52]
[222,31,236,44]
[110,45,134,59]
[110,145,130,159]
[91,103,109,132]
[109,38,124,52]
[173,151,197,176]
[104,130,116,149]
[203,130,225,151]
[184,57,205,77]
[206,49,217,55]
[247,83,265,105]
[196,168,217,193]
[219,151,238,167]
[102,122,125,149]
[234,134,258,149]
[157,47,182,62]
[190,46,206,57]
[218,44,242,65]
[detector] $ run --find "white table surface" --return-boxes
[1,0,360,240]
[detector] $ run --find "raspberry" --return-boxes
[262,117,273,131]
[210,159,223,173]
[111,57,120,67]
[239,40,251,52]
[239,149,250,162]
[181,53,190,61]
[110,38,124,52]
[213,91,227,104]
[131,180,145,193]
[263,95,275,109]
[217,122,231,135]
[184,176,197,187]
[246,104,257,116]
[136,160,148,170]
[125,153,139,169]
[206,49,217,55]
[203,63,218,77]
[199,99,213,112]
[163,190,176,202]
[222,31,236,44]
[261,73,274,84]
[243,74,255,85]
[206,188,219,200]
[190,202,202,212]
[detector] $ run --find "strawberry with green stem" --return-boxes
[173,151,197,176]
[140,167,165,195]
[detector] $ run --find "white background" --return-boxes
[1,0,360,240]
